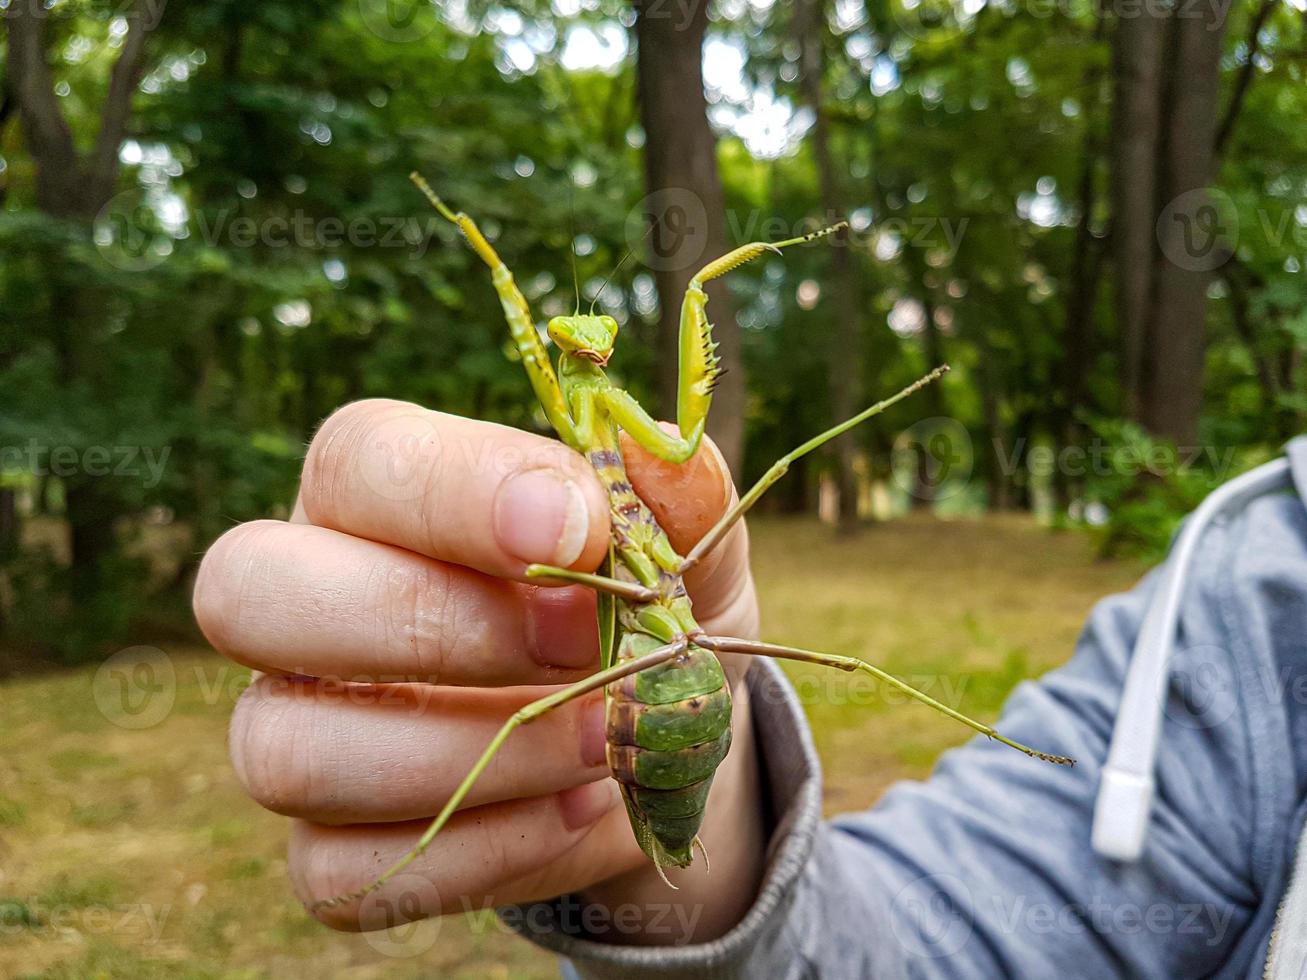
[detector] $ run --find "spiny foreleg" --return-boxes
[620,222,850,465]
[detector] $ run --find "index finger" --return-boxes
[300,399,610,580]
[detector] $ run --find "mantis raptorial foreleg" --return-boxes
[678,365,951,575]
[308,636,690,915]
[695,634,1075,766]
[410,173,577,445]
[623,223,851,466]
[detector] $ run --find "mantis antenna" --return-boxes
[590,217,656,313]
[569,183,581,313]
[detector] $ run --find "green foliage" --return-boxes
[1,1,1302,661]
[1078,417,1275,560]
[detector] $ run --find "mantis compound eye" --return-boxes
[546,316,578,349]
[599,315,619,338]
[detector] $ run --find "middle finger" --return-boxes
[194,519,600,686]
[229,671,610,825]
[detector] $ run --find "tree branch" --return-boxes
[88,0,168,204]
[1214,0,1275,157]
[4,1,82,209]
[0,77,11,207]
[0,77,13,132]
[1224,261,1279,402]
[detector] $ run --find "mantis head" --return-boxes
[547,314,619,365]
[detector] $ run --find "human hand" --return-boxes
[193,399,766,941]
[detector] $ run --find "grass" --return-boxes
[0,515,1142,978]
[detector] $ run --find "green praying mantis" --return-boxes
[308,175,1074,913]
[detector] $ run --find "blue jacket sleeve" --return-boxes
[508,489,1307,979]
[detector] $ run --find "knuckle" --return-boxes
[381,559,460,683]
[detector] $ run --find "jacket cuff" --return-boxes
[499,659,823,979]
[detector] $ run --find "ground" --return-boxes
[0,515,1143,979]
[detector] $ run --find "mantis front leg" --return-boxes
[411,173,577,446]
[307,636,690,914]
[622,223,849,466]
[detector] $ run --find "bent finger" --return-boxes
[195,519,599,685]
[299,399,610,579]
[291,782,641,931]
[620,428,754,631]
[229,673,608,824]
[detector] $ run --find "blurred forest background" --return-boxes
[1,0,1304,668]
[2,0,1306,975]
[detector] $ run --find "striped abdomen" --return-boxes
[606,631,732,866]
[587,447,648,544]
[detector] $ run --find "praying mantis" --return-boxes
[308,175,1074,913]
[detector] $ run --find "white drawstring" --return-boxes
[1091,456,1294,862]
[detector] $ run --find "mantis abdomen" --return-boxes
[588,432,734,871]
[607,632,733,868]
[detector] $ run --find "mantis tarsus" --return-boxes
[308,174,1074,913]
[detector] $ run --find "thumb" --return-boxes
[619,424,756,634]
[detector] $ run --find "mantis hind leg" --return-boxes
[306,637,690,915]
[677,366,950,575]
[695,634,1074,767]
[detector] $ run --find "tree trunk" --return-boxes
[634,0,744,476]
[977,330,1013,511]
[1109,0,1165,420]
[1059,23,1108,509]
[5,0,165,633]
[0,487,14,635]
[797,0,863,532]
[912,285,945,509]
[64,481,122,603]
[1144,5,1227,445]
[0,488,16,558]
